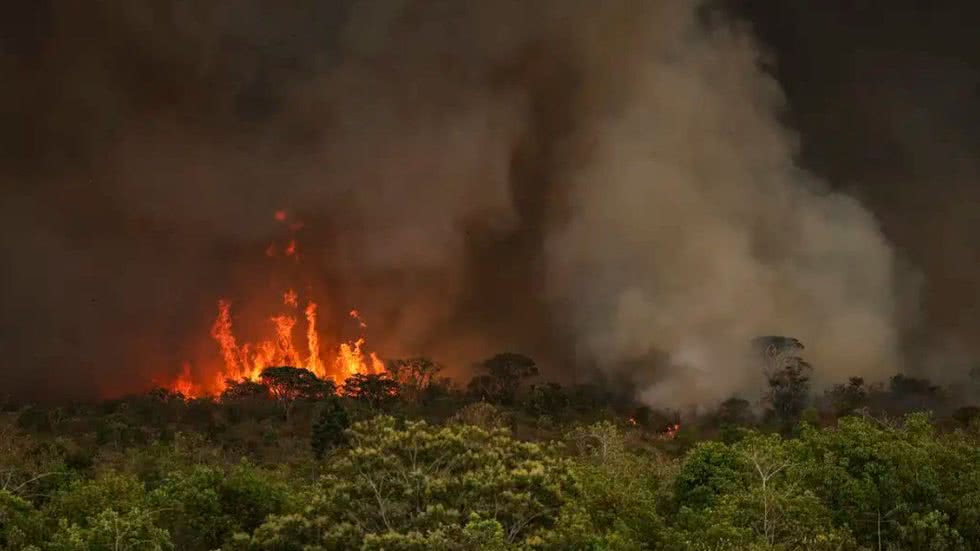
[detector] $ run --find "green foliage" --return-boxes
[311,397,350,459]
[1,490,44,549]
[43,472,145,529]
[47,507,172,551]
[149,461,291,550]
[674,441,747,510]
[4,360,980,551]
[450,401,510,430]
[246,416,576,548]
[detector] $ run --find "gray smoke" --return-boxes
[0,0,903,405]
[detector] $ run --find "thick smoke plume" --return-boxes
[1,0,901,405]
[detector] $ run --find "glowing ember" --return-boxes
[349,309,368,329]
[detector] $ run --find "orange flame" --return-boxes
[167,210,383,398]
[173,295,383,397]
[172,363,195,397]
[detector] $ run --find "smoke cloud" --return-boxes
[1,0,903,405]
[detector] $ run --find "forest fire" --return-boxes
[166,210,383,398]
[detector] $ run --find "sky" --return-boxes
[1,1,978,403]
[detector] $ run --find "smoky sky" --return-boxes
[1,1,977,405]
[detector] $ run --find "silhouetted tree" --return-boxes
[716,397,754,426]
[468,352,538,405]
[259,367,334,420]
[386,357,443,403]
[824,377,869,417]
[342,373,400,410]
[220,379,269,402]
[765,359,812,427]
[752,336,805,378]
[885,374,944,414]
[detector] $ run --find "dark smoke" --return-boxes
[0,1,974,405]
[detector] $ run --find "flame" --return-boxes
[172,363,195,397]
[167,210,383,398]
[305,302,323,376]
[173,295,384,397]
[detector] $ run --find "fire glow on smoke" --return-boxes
[169,211,383,397]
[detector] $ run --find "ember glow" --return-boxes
[167,210,384,397]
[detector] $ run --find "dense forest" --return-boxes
[3,345,980,550]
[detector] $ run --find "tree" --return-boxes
[450,402,510,431]
[765,359,812,427]
[47,507,173,551]
[386,357,443,403]
[751,336,804,374]
[342,373,400,410]
[149,462,291,551]
[824,376,869,417]
[0,416,66,499]
[244,416,576,548]
[311,397,350,459]
[259,367,334,420]
[524,383,569,418]
[220,379,269,402]
[468,353,538,405]
[716,397,754,426]
[0,489,44,549]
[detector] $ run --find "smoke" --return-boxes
[1,0,903,405]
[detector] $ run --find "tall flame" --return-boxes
[168,209,384,397]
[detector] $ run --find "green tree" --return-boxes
[311,397,350,459]
[793,413,947,550]
[673,441,747,511]
[245,416,576,547]
[0,489,44,549]
[47,507,172,551]
[43,472,146,530]
[895,510,966,551]
[149,461,291,550]
[524,383,569,418]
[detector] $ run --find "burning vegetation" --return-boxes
[167,211,383,398]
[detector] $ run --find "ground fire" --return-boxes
[167,210,383,398]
